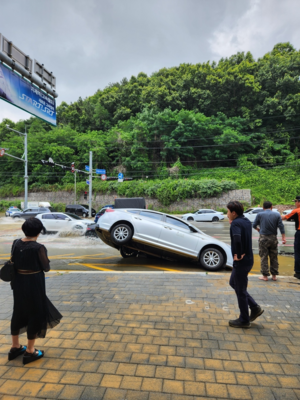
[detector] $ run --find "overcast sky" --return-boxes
[0,0,299,123]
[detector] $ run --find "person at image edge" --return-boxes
[281,195,300,279]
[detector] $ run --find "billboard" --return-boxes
[0,63,56,125]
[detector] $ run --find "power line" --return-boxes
[1,161,299,179]
[0,150,297,168]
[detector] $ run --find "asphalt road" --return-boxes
[0,217,296,276]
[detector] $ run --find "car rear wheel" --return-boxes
[41,227,47,235]
[187,217,194,221]
[111,223,133,245]
[82,213,87,218]
[212,216,219,222]
[200,248,224,271]
[120,247,138,258]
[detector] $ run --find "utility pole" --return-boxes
[5,125,28,209]
[74,171,76,203]
[24,126,28,210]
[89,151,92,217]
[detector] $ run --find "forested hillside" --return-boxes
[1,42,300,203]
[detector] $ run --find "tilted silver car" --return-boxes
[96,209,233,271]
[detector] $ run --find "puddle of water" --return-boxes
[252,254,294,276]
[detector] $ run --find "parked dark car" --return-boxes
[94,206,114,223]
[11,207,53,220]
[65,204,96,218]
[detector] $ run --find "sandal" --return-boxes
[23,348,44,365]
[8,345,27,361]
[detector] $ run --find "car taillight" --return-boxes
[106,209,114,212]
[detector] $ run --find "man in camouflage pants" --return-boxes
[253,201,286,281]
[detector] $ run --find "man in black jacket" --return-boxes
[227,201,264,328]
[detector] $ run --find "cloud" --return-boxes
[209,0,300,59]
[0,0,300,123]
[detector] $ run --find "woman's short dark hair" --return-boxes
[263,201,272,209]
[22,218,44,237]
[227,201,244,216]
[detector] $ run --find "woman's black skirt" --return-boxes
[11,271,62,340]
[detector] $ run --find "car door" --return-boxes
[53,213,71,230]
[41,214,57,230]
[159,216,200,257]
[23,208,38,219]
[131,211,164,244]
[205,210,216,221]
[195,211,204,222]
[19,208,30,218]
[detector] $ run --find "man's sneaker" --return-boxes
[250,305,264,322]
[294,273,300,279]
[229,319,251,329]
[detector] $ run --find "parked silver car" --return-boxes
[96,209,233,271]
[182,209,225,222]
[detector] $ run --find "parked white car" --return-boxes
[182,209,224,222]
[282,209,293,216]
[96,209,233,271]
[35,212,91,235]
[243,207,279,223]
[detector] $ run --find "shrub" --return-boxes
[0,200,22,212]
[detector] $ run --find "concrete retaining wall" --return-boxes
[2,189,251,211]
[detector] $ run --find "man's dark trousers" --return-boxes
[230,265,258,323]
[295,231,300,274]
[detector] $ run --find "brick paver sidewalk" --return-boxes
[0,272,300,400]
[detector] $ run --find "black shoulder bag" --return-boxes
[0,239,19,282]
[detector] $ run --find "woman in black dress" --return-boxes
[8,218,62,365]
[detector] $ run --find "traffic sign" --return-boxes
[118,178,124,183]
[86,180,90,185]
[0,148,5,157]
[85,165,90,172]
[96,169,106,175]
[101,174,107,181]
[118,173,124,179]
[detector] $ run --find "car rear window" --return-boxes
[42,214,55,219]
[140,211,162,220]
[166,216,190,230]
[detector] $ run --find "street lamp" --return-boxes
[5,125,28,209]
